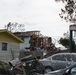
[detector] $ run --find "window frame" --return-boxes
[2,42,7,51]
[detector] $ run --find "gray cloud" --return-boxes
[0,0,69,37]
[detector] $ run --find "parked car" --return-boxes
[39,53,76,72]
[44,63,76,75]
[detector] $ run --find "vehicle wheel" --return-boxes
[45,66,53,73]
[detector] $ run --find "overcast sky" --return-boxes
[0,0,71,37]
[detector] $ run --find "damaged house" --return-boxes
[0,29,24,62]
[14,31,60,58]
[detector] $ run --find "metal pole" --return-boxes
[70,30,73,52]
